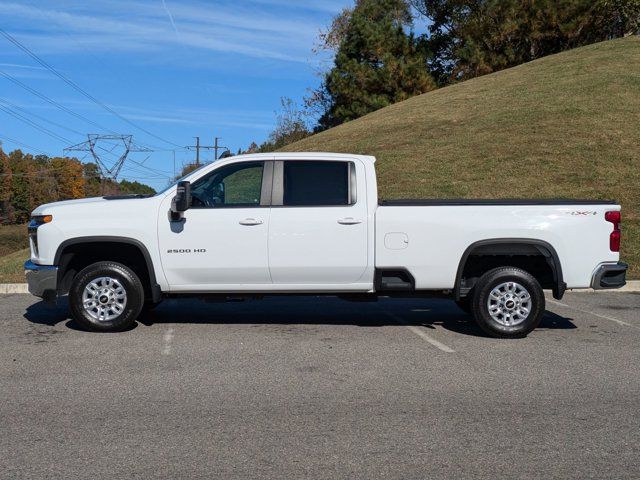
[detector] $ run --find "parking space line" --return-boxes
[162,328,175,355]
[547,298,636,329]
[386,312,455,353]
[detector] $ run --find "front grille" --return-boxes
[28,223,38,257]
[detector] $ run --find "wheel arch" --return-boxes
[54,236,162,302]
[454,238,565,301]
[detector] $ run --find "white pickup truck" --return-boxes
[25,153,627,337]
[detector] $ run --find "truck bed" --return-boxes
[375,202,620,290]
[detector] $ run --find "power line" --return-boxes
[0,171,168,180]
[0,103,73,145]
[0,96,85,137]
[0,68,185,156]
[0,99,170,180]
[0,134,168,185]
[0,134,48,155]
[0,68,118,134]
[0,28,183,149]
[186,136,229,166]
[127,157,174,177]
[65,134,154,182]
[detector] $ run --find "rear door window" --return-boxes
[283,161,353,206]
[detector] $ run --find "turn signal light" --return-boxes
[31,214,53,225]
[605,211,621,252]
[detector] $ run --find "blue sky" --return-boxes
[0,0,349,189]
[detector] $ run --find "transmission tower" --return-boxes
[65,134,151,182]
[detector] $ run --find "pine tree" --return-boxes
[315,0,436,129]
[413,0,640,82]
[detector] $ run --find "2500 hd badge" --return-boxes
[167,249,207,254]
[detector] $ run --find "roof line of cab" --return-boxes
[223,152,376,163]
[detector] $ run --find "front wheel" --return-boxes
[471,267,545,338]
[69,261,144,332]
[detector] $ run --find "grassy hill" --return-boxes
[284,37,640,279]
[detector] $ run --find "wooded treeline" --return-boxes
[252,0,640,151]
[0,147,155,224]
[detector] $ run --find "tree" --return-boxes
[119,179,156,195]
[258,97,311,152]
[595,0,640,38]
[28,154,57,210]
[311,0,436,129]
[0,146,15,224]
[50,157,85,200]
[83,162,103,197]
[412,0,640,82]
[8,150,35,223]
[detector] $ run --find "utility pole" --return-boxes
[186,136,228,164]
[213,137,224,161]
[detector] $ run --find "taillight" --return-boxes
[605,211,621,252]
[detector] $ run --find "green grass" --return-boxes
[0,225,29,283]
[284,37,640,278]
[0,248,29,283]
[0,224,28,257]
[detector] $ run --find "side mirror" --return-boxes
[174,181,192,212]
[170,181,191,221]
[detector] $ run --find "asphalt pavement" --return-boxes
[1,292,639,479]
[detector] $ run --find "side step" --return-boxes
[375,269,415,292]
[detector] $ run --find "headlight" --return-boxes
[28,215,53,257]
[30,215,53,226]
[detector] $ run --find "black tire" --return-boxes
[69,261,144,332]
[471,267,545,338]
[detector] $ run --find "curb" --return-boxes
[1,281,639,295]
[0,284,30,294]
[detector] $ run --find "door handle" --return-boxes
[337,217,363,225]
[239,218,263,226]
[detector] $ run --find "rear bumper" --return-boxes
[24,260,58,301]
[591,262,628,290]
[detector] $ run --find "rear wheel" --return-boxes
[69,261,144,332]
[471,267,544,338]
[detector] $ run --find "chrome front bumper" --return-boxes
[24,260,58,300]
[591,262,628,290]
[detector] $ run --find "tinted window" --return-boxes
[191,162,264,208]
[283,161,350,206]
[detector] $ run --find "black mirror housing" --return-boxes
[174,181,192,212]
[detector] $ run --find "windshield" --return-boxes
[154,162,211,196]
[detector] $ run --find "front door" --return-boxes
[158,161,272,289]
[268,159,369,286]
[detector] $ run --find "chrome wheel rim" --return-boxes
[487,282,532,327]
[82,276,127,322]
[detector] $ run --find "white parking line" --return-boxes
[386,312,455,353]
[547,298,636,329]
[162,328,175,355]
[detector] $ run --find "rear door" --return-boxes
[268,159,369,286]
